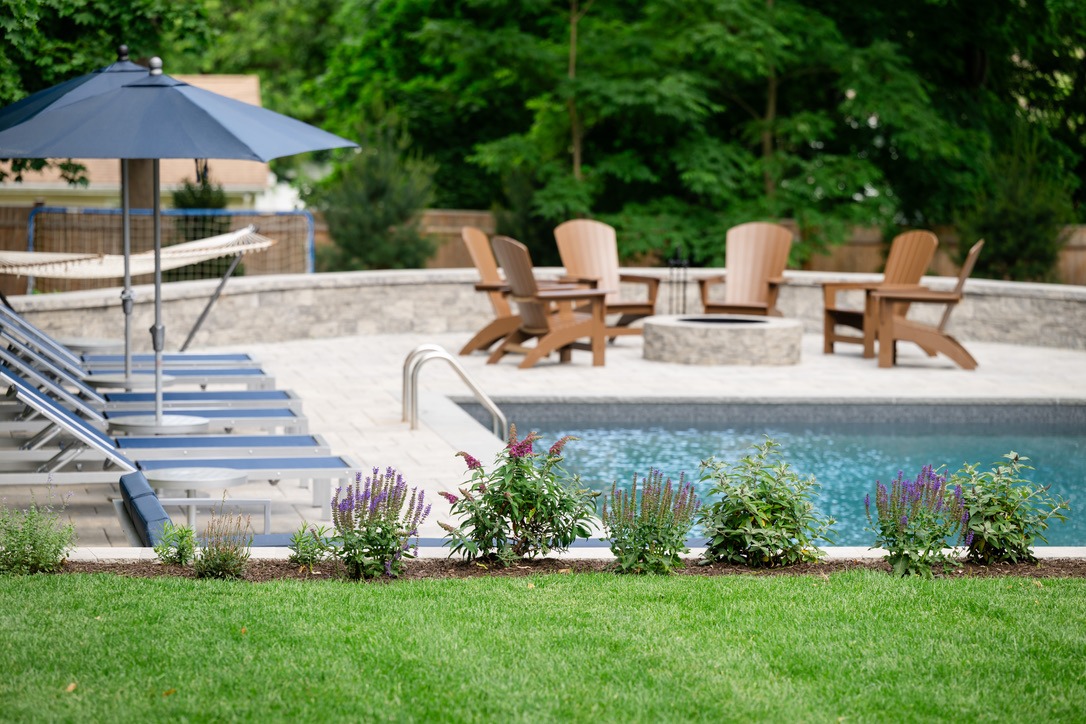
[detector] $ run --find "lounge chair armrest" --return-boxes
[821,280,881,292]
[619,273,660,302]
[698,273,727,306]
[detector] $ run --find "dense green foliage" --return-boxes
[3,0,1084,276]
[152,522,196,567]
[441,427,597,564]
[2,572,1085,720]
[698,439,835,567]
[0,490,74,575]
[951,453,1070,564]
[602,468,700,574]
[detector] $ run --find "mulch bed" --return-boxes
[62,556,1086,583]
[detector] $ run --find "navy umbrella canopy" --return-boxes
[0,57,358,421]
[0,45,147,132]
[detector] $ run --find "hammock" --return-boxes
[0,225,275,279]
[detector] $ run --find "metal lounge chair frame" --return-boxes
[0,365,355,517]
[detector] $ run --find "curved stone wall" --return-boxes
[10,268,1086,351]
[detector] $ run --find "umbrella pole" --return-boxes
[121,159,133,378]
[151,159,164,422]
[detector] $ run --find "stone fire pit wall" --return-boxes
[643,315,803,365]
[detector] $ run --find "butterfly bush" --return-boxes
[949,452,1069,564]
[332,467,430,579]
[602,468,700,574]
[865,464,970,577]
[439,425,597,565]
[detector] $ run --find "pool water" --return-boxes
[533,423,1085,546]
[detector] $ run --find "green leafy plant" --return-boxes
[866,465,970,577]
[440,426,598,565]
[288,522,334,572]
[194,506,252,580]
[698,439,834,568]
[0,489,76,575]
[602,468,700,575]
[949,452,1070,564]
[153,521,196,566]
[331,467,430,580]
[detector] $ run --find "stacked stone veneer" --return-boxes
[11,268,1086,351]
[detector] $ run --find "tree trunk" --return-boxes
[568,0,583,181]
[762,0,777,200]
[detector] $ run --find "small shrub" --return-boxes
[602,468,700,574]
[0,490,76,575]
[288,522,334,572]
[153,521,196,566]
[440,426,598,565]
[949,452,1069,564]
[194,507,252,580]
[865,465,970,577]
[331,467,431,580]
[698,439,834,568]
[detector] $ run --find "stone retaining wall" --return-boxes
[10,268,1086,351]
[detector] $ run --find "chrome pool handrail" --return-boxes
[402,344,506,437]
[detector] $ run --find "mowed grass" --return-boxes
[1,570,1084,722]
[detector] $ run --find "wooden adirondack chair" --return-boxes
[459,227,522,355]
[822,230,939,358]
[873,240,985,370]
[698,222,794,316]
[553,219,660,336]
[488,236,607,369]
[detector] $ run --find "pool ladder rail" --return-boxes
[402,344,507,438]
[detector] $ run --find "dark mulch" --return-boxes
[62,556,1086,583]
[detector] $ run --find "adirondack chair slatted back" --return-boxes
[723,222,794,306]
[554,219,622,305]
[939,240,984,331]
[883,230,939,285]
[462,227,511,317]
[491,236,550,331]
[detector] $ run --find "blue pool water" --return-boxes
[531,422,1085,546]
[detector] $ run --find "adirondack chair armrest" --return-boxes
[556,274,599,288]
[619,273,661,301]
[872,288,961,304]
[474,281,508,292]
[535,288,609,302]
[698,274,727,306]
[822,280,881,308]
[767,276,787,286]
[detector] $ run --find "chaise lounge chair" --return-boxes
[553,219,660,337]
[873,240,985,370]
[459,226,522,355]
[822,230,939,358]
[698,222,794,316]
[488,236,608,369]
[0,364,355,517]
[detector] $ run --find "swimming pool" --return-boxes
[461,402,1086,546]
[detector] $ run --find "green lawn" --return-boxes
[1,570,1083,721]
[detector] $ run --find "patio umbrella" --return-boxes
[0,46,149,378]
[0,57,358,422]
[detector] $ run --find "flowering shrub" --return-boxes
[602,468,700,574]
[865,465,970,577]
[440,425,597,565]
[0,489,75,575]
[698,439,834,568]
[949,452,1069,564]
[332,467,430,580]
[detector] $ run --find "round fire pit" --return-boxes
[643,314,802,365]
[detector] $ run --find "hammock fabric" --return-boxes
[0,225,275,279]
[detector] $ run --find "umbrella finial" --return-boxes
[149,57,163,76]
[117,44,129,62]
